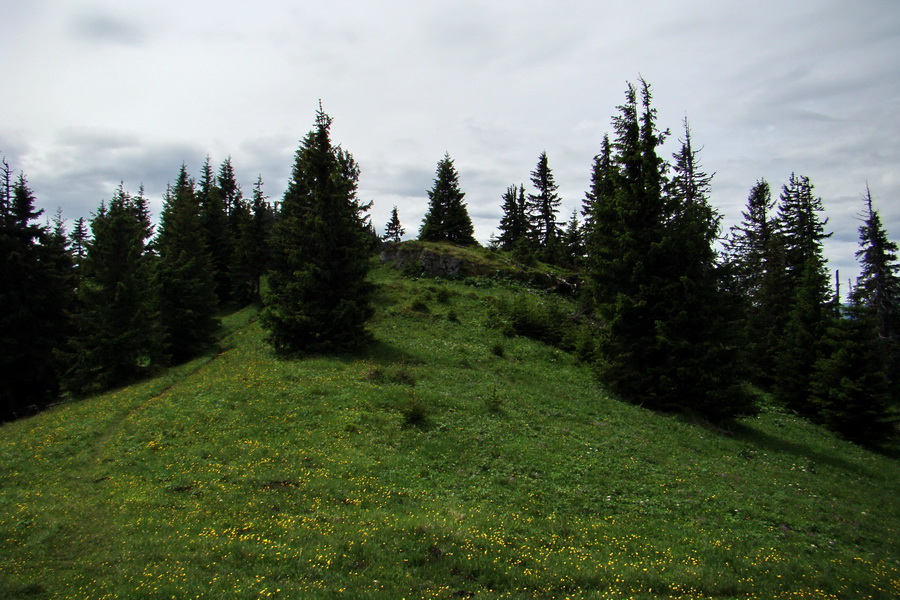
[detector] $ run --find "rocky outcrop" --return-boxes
[380,246,463,278]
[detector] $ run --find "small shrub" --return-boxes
[401,396,429,426]
[409,299,430,313]
[391,368,416,386]
[484,386,504,414]
[491,342,505,357]
[446,310,459,323]
[435,287,452,304]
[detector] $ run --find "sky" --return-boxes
[2,0,899,289]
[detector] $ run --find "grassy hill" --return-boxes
[1,247,898,599]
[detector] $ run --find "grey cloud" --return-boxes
[27,130,208,224]
[67,8,150,46]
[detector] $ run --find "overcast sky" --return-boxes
[2,0,899,288]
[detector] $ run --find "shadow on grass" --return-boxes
[729,421,874,477]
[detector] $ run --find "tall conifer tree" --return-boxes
[156,165,219,363]
[528,152,562,258]
[497,184,529,252]
[419,154,476,245]
[586,81,749,418]
[771,174,833,414]
[0,164,74,416]
[262,106,374,353]
[198,156,231,303]
[64,186,162,395]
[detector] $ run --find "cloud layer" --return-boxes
[3,0,899,286]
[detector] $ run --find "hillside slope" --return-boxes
[1,255,898,599]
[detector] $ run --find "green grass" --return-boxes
[1,257,898,599]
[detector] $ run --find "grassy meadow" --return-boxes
[1,254,898,599]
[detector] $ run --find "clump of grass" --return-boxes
[491,342,505,357]
[446,309,460,323]
[364,366,416,386]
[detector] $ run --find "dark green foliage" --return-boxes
[419,154,476,246]
[156,165,220,363]
[231,175,273,303]
[197,156,232,304]
[69,216,89,271]
[851,187,900,390]
[489,294,581,352]
[383,205,405,243]
[496,184,530,252]
[810,303,894,445]
[528,152,562,259]
[0,162,75,418]
[585,82,750,419]
[63,186,162,395]
[771,175,833,414]
[561,209,585,266]
[654,120,751,418]
[724,179,787,384]
[262,107,374,354]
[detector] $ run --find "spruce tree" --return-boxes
[496,184,530,252]
[850,186,900,401]
[0,165,74,417]
[586,82,749,418]
[64,186,162,395]
[723,180,790,384]
[232,175,272,304]
[582,134,616,243]
[197,156,231,303]
[419,154,476,245]
[528,151,562,260]
[586,80,672,407]
[561,209,585,266]
[655,120,750,417]
[810,300,894,444]
[383,206,405,243]
[262,107,374,353]
[156,165,220,363]
[771,174,833,414]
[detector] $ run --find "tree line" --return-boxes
[391,79,898,443]
[3,86,897,445]
[1,155,277,418]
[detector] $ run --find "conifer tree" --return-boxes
[419,154,476,245]
[722,180,791,384]
[586,81,670,407]
[0,164,74,417]
[655,120,750,417]
[810,300,894,444]
[582,134,616,242]
[69,216,89,271]
[232,175,272,303]
[156,165,220,363]
[771,174,833,414]
[585,82,749,418]
[497,184,530,252]
[197,156,231,303]
[852,186,900,347]
[561,209,584,266]
[528,152,562,260]
[383,205,405,243]
[850,186,900,398]
[262,107,374,353]
[64,186,162,395]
